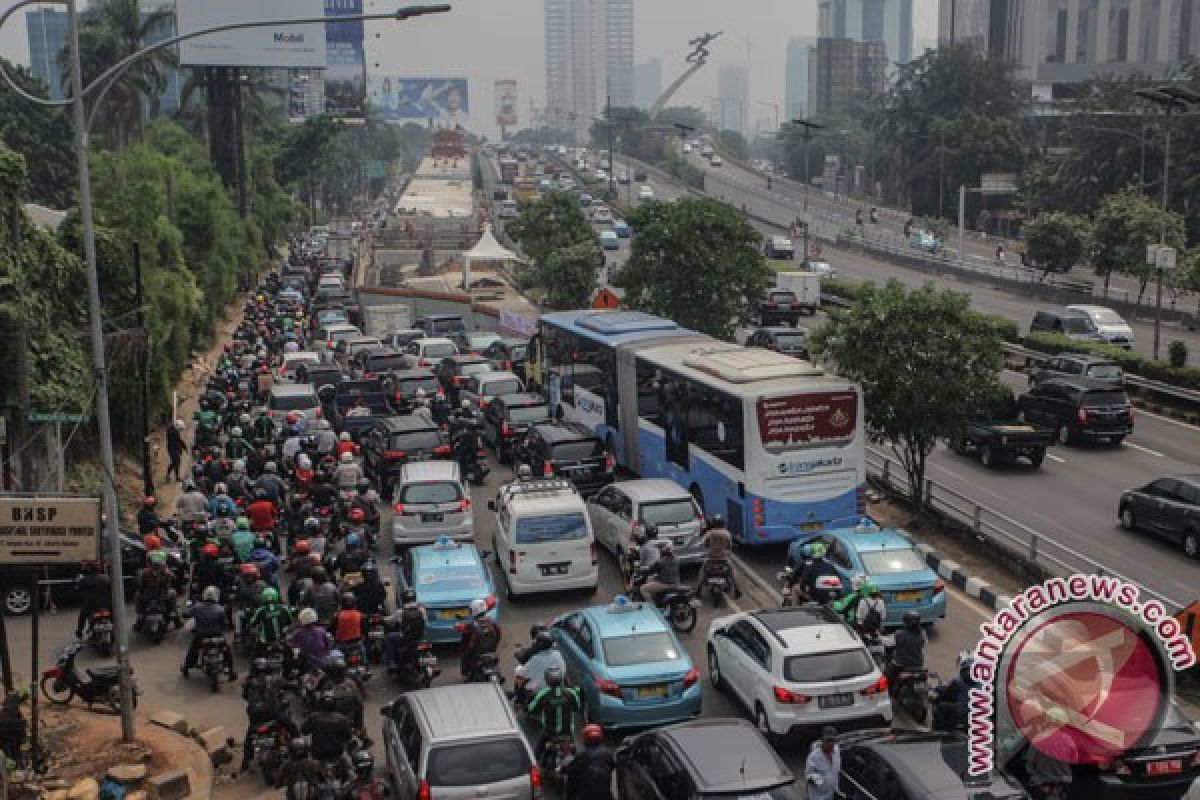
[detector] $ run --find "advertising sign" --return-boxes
[0,497,100,564]
[177,0,327,69]
[367,77,469,126]
[756,390,857,450]
[495,79,517,127]
[323,0,365,117]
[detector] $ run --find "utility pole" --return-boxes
[606,95,615,200]
[234,72,247,216]
[790,118,823,214]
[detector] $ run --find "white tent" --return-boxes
[461,223,523,291]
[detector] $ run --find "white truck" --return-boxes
[362,304,415,339]
[775,271,821,315]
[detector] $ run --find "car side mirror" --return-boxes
[487,501,497,512]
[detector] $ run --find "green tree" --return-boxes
[617,197,770,339]
[1023,211,1090,278]
[507,191,594,266]
[810,281,1004,512]
[1091,187,1186,301]
[0,58,76,208]
[542,240,600,309]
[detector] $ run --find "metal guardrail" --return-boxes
[865,444,1184,613]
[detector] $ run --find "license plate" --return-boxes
[799,522,823,532]
[368,630,384,639]
[254,735,276,747]
[818,693,854,709]
[636,685,666,699]
[1147,759,1183,776]
[540,563,569,576]
[438,609,467,621]
[708,578,728,588]
[895,591,924,602]
[420,655,438,667]
[421,512,444,523]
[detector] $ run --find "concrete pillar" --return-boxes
[1097,0,1112,62]
[1067,0,1081,61]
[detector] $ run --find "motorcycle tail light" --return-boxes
[1078,408,1089,424]
[861,675,888,696]
[530,767,543,800]
[94,610,111,618]
[394,503,406,514]
[433,445,451,456]
[501,421,511,435]
[604,455,615,472]
[255,724,271,733]
[485,594,498,610]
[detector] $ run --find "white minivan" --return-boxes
[487,479,598,599]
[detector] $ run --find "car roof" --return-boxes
[364,347,401,358]
[1051,353,1117,365]
[826,527,915,551]
[474,370,520,384]
[284,351,321,361]
[406,683,519,740]
[754,326,803,335]
[531,421,598,443]
[411,539,480,571]
[608,478,692,504]
[850,733,983,800]
[324,323,359,334]
[579,601,671,638]
[446,354,491,365]
[1038,376,1125,392]
[496,337,528,347]
[379,414,439,432]
[748,605,845,646]
[400,460,460,481]
[655,718,793,793]
[421,314,464,321]
[495,393,546,407]
[271,384,317,397]
[417,337,457,348]
[389,369,438,380]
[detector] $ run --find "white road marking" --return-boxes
[1135,407,1200,432]
[1046,453,1066,463]
[1125,441,1164,457]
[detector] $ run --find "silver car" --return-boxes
[585,479,706,565]
[391,461,474,548]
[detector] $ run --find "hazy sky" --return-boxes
[0,0,936,138]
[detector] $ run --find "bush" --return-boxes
[1169,340,1188,368]
[1021,332,1200,390]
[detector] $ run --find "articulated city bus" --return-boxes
[529,310,866,545]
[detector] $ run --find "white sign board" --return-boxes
[176,0,327,68]
[0,497,100,564]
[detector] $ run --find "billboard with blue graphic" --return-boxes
[367,77,469,127]
[323,0,364,116]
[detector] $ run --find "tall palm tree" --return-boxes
[59,0,176,150]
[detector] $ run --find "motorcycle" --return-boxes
[84,609,115,656]
[629,574,700,633]
[777,568,844,607]
[697,560,734,608]
[390,642,439,689]
[540,734,576,788]
[364,614,386,664]
[891,667,932,724]
[464,651,505,684]
[249,720,289,785]
[860,630,893,670]
[40,643,137,712]
[341,641,372,685]
[138,596,173,644]
[198,635,237,692]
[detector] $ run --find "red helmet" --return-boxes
[143,534,162,551]
[582,723,604,746]
[239,563,260,579]
[142,496,156,508]
[259,365,269,374]
[286,412,299,424]
[348,508,366,523]
[293,540,311,555]
[201,543,219,559]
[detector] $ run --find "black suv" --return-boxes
[435,354,494,403]
[294,363,345,393]
[1119,475,1200,558]
[1030,354,1124,389]
[838,730,1028,800]
[361,415,449,498]
[382,368,441,414]
[745,327,809,359]
[616,719,793,800]
[481,337,531,383]
[482,393,551,463]
[351,347,409,379]
[1017,378,1133,445]
[513,421,614,495]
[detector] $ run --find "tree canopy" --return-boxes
[1090,186,1186,300]
[1023,211,1090,277]
[0,58,76,208]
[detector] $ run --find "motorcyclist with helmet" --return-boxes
[350,479,379,534]
[694,515,740,599]
[331,592,366,653]
[254,462,287,507]
[74,560,112,640]
[226,426,255,461]
[932,651,979,732]
[248,536,282,586]
[136,550,177,630]
[182,585,235,678]
[335,432,358,460]
[885,610,926,698]
[459,598,501,680]
[240,656,299,773]
[563,724,615,800]
[249,586,295,652]
[855,580,887,636]
[176,481,209,520]
[384,588,427,676]
[304,568,340,624]
[288,608,333,673]
[137,496,166,537]
[833,574,869,626]
[637,539,681,603]
[247,489,279,535]
[334,452,364,492]
[347,750,386,800]
[527,666,582,763]
[275,737,323,799]
[252,411,276,447]
[353,563,388,615]
[193,543,226,600]
[514,626,565,708]
[208,483,237,519]
[234,563,266,636]
[313,419,338,456]
[334,533,367,582]
[232,517,257,561]
[794,542,842,604]
[300,691,355,779]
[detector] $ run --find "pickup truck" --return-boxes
[331,378,390,439]
[951,390,1054,468]
[754,289,808,326]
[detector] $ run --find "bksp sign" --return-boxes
[0,497,100,564]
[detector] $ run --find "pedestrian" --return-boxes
[166,419,186,482]
[805,726,841,800]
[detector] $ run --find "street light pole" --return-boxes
[789,118,822,214]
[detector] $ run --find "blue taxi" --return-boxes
[786,522,946,627]
[400,537,498,643]
[552,597,701,730]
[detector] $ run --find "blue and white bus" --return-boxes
[529,310,866,545]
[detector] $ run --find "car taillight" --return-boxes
[255,723,272,733]
[419,358,428,367]
[861,675,888,696]
[479,400,489,410]
[418,779,431,800]
[385,450,406,460]
[1078,407,1089,423]
[604,454,615,472]
[932,578,945,595]
[765,302,778,308]
[433,445,451,456]
[503,361,512,370]
[394,391,403,400]
[501,421,511,435]
[394,503,406,514]
[364,372,374,379]
[683,668,698,689]
[595,677,622,698]
[543,462,554,477]
[485,594,497,610]
[773,686,811,704]
[530,767,543,800]
[509,550,517,574]
[459,498,470,511]
[452,376,463,386]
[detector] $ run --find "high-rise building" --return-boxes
[819,0,915,66]
[786,36,817,118]
[938,0,1200,91]
[716,62,750,135]
[544,0,634,141]
[634,58,663,110]
[813,37,888,115]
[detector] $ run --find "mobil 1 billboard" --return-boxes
[176,0,327,68]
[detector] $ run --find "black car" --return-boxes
[481,338,531,382]
[513,421,613,495]
[361,415,450,498]
[2,534,145,615]
[1119,475,1200,558]
[1017,378,1133,446]
[294,363,345,393]
[1030,354,1124,389]
[435,354,494,402]
[482,393,551,463]
[616,718,793,800]
[351,347,409,379]
[382,368,442,414]
[838,730,1028,800]
[745,327,809,359]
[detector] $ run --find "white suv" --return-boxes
[706,605,891,739]
[487,479,598,599]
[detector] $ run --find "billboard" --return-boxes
[0,497,100,565]
[177,0,327,69]
[322,0,365,117]
[368,77,469,126]
[756,390,858,450]
[495,79,517,127]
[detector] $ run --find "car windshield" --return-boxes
[1063,316,1097,333]
[423,343,457,357]
[461,363,493,377]
[859,548,927,574]
[1086,364,1122,379]
[482,378,522,396]
[328,329,359,343]
[640,499,698,527]
[389,430,441,451]
[770,291,797,303]
[398,377,440,394]
[269,392,317,411]
[419,567,485,592]
[773,333,807,348]
[602,632,681,667]
[367,355,408,372]
[783,648,874,682]
[514,513,588,544]
[551,440,604,461]
[426,739,530,787]
[508,404,549,423]
[1083,390,1129,406]
[399,481,462,504]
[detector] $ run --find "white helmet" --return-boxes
[461,399,471,410]
[319,419,332,431]
[469,599,488,618]
[341,452,355,463]
[231,426,242,437]
[173,419,186,431]
[264,462,278,473]
[850,574,866,592]
[202,586,221,603]
[297,453,312,469]
[298,608,319,625]
[340,432,351,441]
[232,459,246,472]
